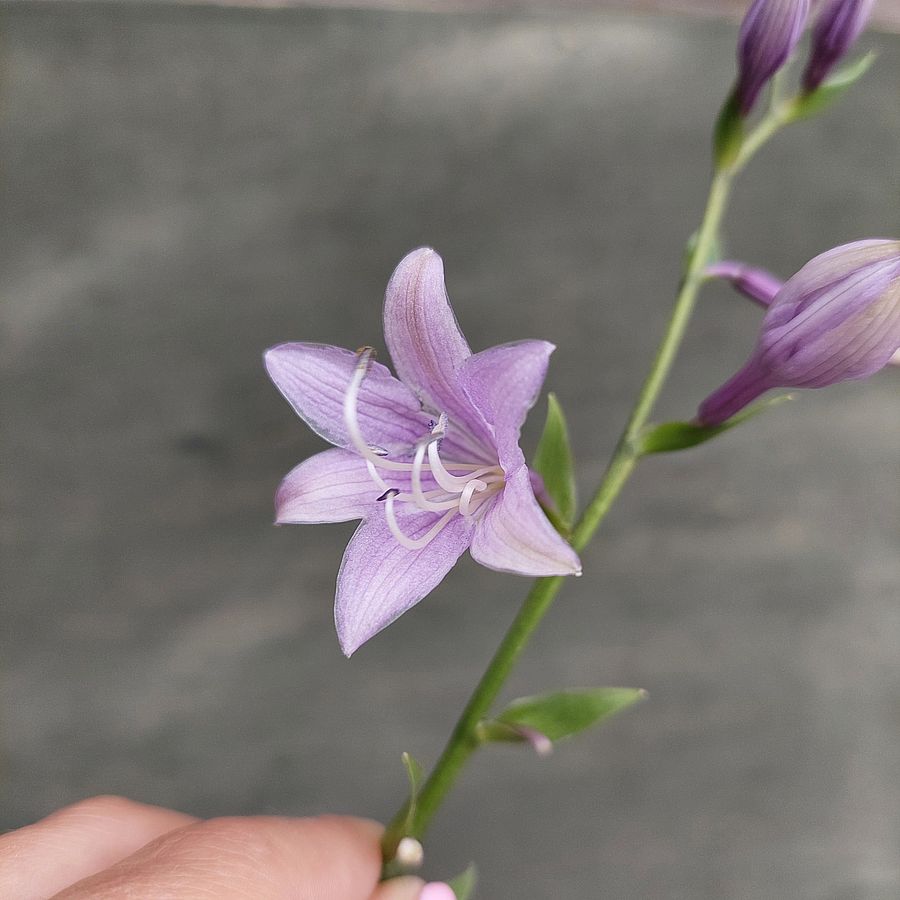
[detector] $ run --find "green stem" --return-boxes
[383,105,788,865]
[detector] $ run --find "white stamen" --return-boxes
[457,478,486,517]
[343,349,412,472]
[384,492,458,550]
[427,441,498,492]
[343,350,507,546]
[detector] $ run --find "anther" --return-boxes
[376,488,400,502]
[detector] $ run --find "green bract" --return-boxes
[637,394,792,455]
[492,688,645,743]
[533,394,577,532]
[447,864,478,900]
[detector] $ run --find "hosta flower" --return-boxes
[265,248,581,655]
[736,0,810,115]
[698,239,900,425]
[803,0,875,91]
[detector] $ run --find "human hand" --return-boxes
[0,795,447,899]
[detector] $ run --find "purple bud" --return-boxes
[698,240,900,425]
[736,0,810,115]
[707,261,784,308]
[515,725,554,757]
[802,0,875,92]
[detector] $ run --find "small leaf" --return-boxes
[636,394,792,455]
[533,393,577,528]
[447,864,478,900]
[402,751,423,797]
[790,52,876,120]
[381,752,425,862]
[494,688,645,743]
[400,751,423,833]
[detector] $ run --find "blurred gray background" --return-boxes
[2,2,899,898]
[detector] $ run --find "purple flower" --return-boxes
[265,248,581,655]
[803,0,875,91]
[698,239,900,425]
[707,260,783,308]
[736,0,810,115]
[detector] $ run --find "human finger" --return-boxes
[0,795,197,900]
[54,814,383,899]
[369,874,426,900]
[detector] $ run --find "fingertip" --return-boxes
[370,874,426,900]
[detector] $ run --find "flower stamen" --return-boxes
[346,348,506,545]
[344,348,415,472]
[381,490,459,550]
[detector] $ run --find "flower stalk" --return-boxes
[383,97,793,869]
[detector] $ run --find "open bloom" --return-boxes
[265,248,581,655]
[698,239,900,425]
[736,0,810,115]
[802,0,875,91]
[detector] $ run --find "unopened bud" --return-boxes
[699,239,900,425]
[802,0,875,92]
[735,0,810,115]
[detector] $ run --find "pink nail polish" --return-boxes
[420,882,456,900]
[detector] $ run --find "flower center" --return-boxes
[343,348,504,550]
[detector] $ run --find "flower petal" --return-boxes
[470,465,581,577]
[382,248,493,455]
[265,342,431,452]
[275,448,383,524]
[335,507,474,656]
[459,340,555,470]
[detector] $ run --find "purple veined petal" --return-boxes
[470,464,581,578]
[459,340,555,471]
[780,279,900,386]
[803,0,876,91]
[707,261,783,308]
[382,248,494,456]
[275,448,394,524]
[737,0,810,114]
[264,342,432,452]
[334,506,474,656]
[275,447,443,524]
[760,243,900,366]
[762,240,900,331]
